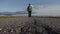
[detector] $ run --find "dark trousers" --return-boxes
[28,11,32,17]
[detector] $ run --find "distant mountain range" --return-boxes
[0,11,36,16]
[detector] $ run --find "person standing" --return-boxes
[27,4,32,17]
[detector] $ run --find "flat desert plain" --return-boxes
[0,16,60,30]
[0,16,60,34]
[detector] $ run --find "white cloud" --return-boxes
[32,5,47,9]
[32,5,60,16]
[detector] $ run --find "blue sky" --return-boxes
[0,0,60,16]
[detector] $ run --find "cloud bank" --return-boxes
[32,5,60,16]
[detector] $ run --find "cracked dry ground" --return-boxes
[0,17,60,34]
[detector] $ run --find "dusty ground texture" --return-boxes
[0,16,60,34]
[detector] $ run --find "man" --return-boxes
[27,4,32,17]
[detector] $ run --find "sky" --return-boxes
[0,0,60,16]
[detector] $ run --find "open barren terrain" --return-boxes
[0,16,60,34]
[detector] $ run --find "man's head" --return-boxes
[29,3,31,6]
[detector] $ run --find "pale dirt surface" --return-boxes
[0,16,60,34]
[0,17,60,30]
[0,17,34,27]
[37,18,60,29]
